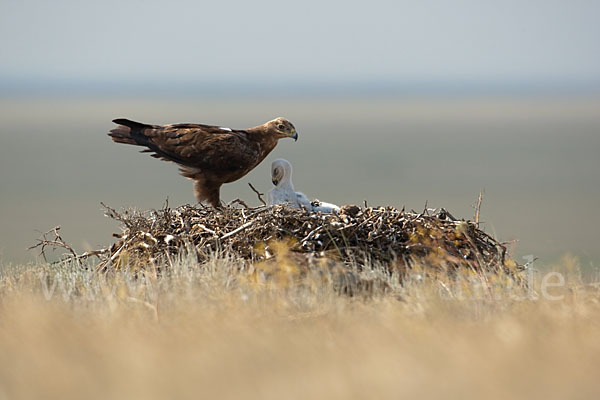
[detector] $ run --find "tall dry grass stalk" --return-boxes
[0,253,599,400]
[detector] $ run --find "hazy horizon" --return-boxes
[3,77,600,99]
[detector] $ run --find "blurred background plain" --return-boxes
[1,0,599,267]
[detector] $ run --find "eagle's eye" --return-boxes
[277,124,285,130]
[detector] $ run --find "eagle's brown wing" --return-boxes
[109,119,259,172]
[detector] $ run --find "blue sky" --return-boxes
[1,0,599,91]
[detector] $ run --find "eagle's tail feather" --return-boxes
[112,118,152,130]
[108,118,154,146]
[109,118,186,165]
[108,125,137,145]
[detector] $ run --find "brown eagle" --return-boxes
[108,117,298,207]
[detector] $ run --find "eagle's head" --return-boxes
[266,117,298,141]
[271,158,293,186]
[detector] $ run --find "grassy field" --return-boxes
[1,254,599,399]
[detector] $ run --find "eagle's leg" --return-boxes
[206,187,222,208]
[194,180,222,208]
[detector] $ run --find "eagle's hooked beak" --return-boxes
[272,168,281,186]
[291,130,298,141]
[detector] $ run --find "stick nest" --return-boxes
[94,203,521,278]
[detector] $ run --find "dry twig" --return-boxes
[29,226,108,264]
[248,182,267,206]
[474,190,484,227]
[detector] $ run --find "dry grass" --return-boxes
[0,253,599,400]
